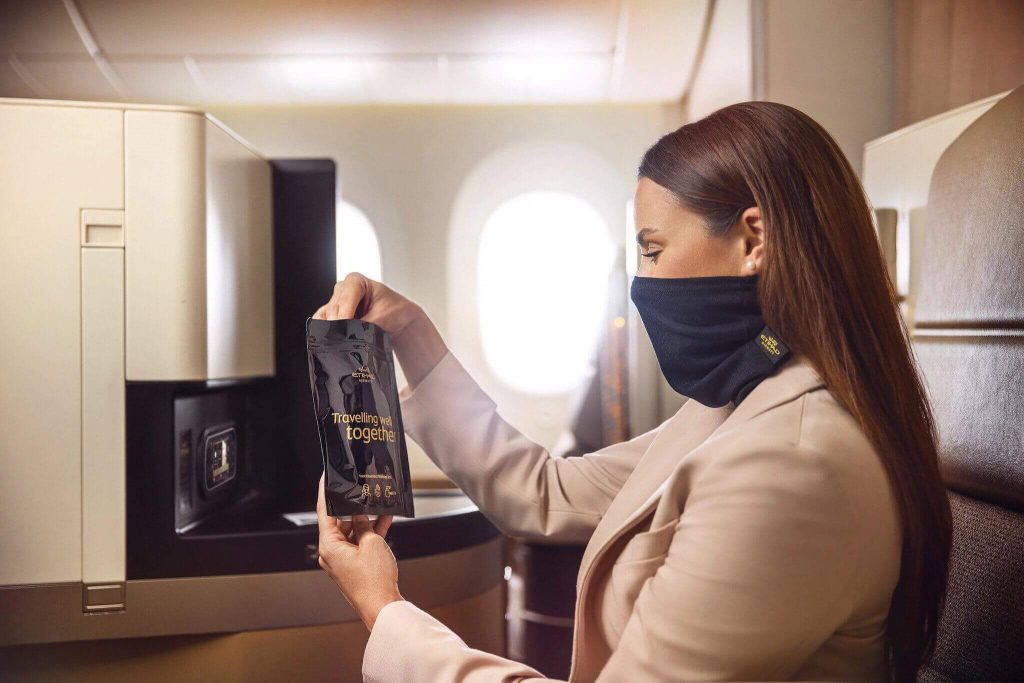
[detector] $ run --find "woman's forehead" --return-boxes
[635,180,697,231]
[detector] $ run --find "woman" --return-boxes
[313,101,952,682]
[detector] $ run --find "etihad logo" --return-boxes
[755,325,789,365]
[759,332,782,356]
[352,365,375,383]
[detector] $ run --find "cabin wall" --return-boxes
[688,0,895,178]
[895,0,1024,127]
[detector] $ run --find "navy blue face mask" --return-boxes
[629,273,792,407]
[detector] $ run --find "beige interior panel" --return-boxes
[80,209,124,248]
[1,535,505,646]
[204,118,274,379]
[0,101,123,585]
[124,109,208,381]
[81,248,126,585]
[0,583,506,682]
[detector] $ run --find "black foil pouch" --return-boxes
[306,318,415,518]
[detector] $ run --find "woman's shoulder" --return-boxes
[797,387,896,508]
[700,385,897,524]
[722,384,882,469]
[687,388,902,586]
[683,387,903,627]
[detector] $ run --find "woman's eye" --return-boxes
[642,250,662,262]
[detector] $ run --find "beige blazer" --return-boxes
[362,349,902,682]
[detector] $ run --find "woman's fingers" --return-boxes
[337,515,393,541]
[351,514,376,544]
[318,487,392,547]
[316,473,346,546]
[337,516,354,539]
[327,273,368,320]
[374,515,394,537]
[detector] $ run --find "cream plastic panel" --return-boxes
[82,209,126,247]
[124,110,273,380]
[205,118,274,379]
[125,110,208,380]
[81,247,126,584]
[862,91,1007,326]
[0,102,123,585]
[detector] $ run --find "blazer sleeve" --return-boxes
[363,599,560,683]
[398,349,665,543]
[594,443,865,682]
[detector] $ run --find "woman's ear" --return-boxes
[742,206,763,235]
[738,206,765,272]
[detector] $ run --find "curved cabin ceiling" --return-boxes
[0,0,711,105]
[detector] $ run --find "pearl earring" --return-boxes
[746,259,756,271]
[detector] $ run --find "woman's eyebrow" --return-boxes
[635,227,660,245]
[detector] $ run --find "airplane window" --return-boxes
[336,200,382,282]
[477,191,614,395]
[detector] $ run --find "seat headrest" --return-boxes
[915,85,1024,327]
[912,85,1024,511]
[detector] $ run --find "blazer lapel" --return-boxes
[575,398,732,588]
[576,353,826,590]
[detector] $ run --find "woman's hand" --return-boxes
[313,272,418,335]
[317,473,403,630]
[313,272,447,391]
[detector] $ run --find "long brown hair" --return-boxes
[638,101,952,682]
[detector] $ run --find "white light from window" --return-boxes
[625,197,638,277]
[336,201,382,282]
[478,191,613,395]
[280,58,363,89]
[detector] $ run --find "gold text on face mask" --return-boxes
[759,332,782,356]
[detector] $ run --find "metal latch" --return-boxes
[83,582,125,613]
